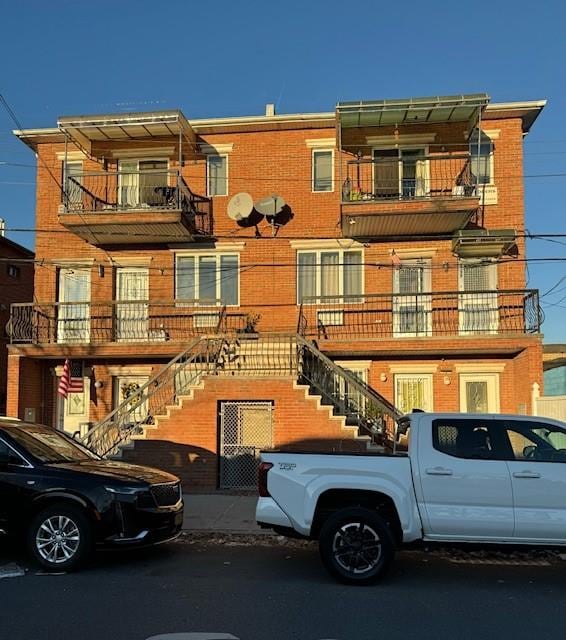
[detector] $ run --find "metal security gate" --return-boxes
[219,401,273,489]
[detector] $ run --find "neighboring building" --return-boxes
[7,94,546,490]
[543,344,566,396]
[0,227,34,415]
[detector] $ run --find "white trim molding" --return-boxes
[455,363,507,373]
[388,248,437,259]
[110,147,175,159]
[110,256,153,267]
[335,360,372,370]
[53,258,95,267]
[389,364,438,374]
[56,151,87,162]
[107,366,154,377]
[172,241,246,255]
[199,143,234,155]
[366,133,437,147]
[305,137,336,149]
[290,239,364,251]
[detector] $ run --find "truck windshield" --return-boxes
[7,426,100,463]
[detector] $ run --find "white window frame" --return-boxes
[175,252,240,307]
[458,259,498,335]
[372,146,430,198]
[206,154,229,197]
[394,373,434,414]
[296,248,364,304]
[470,130,495,186]
[312,148,334,193]
[459,373,500,413]
[392,258,432,338]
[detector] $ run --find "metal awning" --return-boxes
[58,110,194,154]
[452,228,517,257]
[337,94,490,128]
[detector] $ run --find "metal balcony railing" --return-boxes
[342,153,476,203]
[8,300,246,345]
[299,290,542,340]
[82,333,402,457]
[62,169,212,235]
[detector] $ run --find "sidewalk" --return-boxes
[182,494,266,533]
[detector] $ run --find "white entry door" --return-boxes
[56,379,90,437]
[115,268,149,342]
[57,268,91,343]
[459,373,500,413]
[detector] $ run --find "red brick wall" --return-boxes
[121,376,361,489]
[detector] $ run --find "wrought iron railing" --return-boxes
[62,169,212,235]
[82,333,401,457]
[82,336,227,456]
[8,300,246,345]
[301,290,542,340]
[342,153,476,203]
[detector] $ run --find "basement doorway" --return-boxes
[219,401,273,489]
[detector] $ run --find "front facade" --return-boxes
[7,94,546,489]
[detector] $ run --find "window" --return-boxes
[469,129,494,185]
[505,420,566,463]
[207,155,228,196]
[458,260,498,334]
[63,161,83,206]
[0,438,27,466]
[312,149,333,192]
[395,374,433,414]
[297,249,362,303]
[7,264,20,279]
[118,159,168,207]
[373,148,428,198]
[176,254,239,305]
[432,419,498,459]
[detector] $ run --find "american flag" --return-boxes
[57,359,84,398]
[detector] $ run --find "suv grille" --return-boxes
[150,482,181,507]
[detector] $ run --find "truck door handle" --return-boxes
[513,471,541,479]
[425,467,453,476]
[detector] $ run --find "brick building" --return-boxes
[0,229,34,415]
[7,93,546,490]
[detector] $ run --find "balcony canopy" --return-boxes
[58,110,194,156]
[337,94,490,129]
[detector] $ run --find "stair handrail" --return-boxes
[81,336,224,456]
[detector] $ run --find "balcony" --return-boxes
[59,169,212,245]
[9,300,246,346]
[341,154,480,238]
[299,290,542,342]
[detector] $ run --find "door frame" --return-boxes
[459,373,500,413]
[114,266,149,342]
[394,373,434,414]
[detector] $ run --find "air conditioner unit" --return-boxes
[452,229,516,257]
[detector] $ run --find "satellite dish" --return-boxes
[227,192,254,221]
[254,195,285,217]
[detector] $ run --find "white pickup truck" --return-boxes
[256,412,566,584]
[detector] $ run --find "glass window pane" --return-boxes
[198,256,217,304]
[298,252,316,302]
[321,252,340,298]
[470,129,492,185]
[176,257,195,300]
[313,151,332,192]
[208,156,227,196]
[220,255,239,306]
[344,250,362,300]
[466,381,488,413]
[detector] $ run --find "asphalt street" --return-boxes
[1,534,565,640]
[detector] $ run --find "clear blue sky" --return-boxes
[0,0,565,342]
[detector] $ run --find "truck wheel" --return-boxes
[319,507,395,585]
[27,504,93,572]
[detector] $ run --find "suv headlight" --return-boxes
[105,486,146,496]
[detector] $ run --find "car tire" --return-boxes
[318,507,395,585]
[27,504,93,572]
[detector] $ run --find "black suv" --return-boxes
[0,419,183,571]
